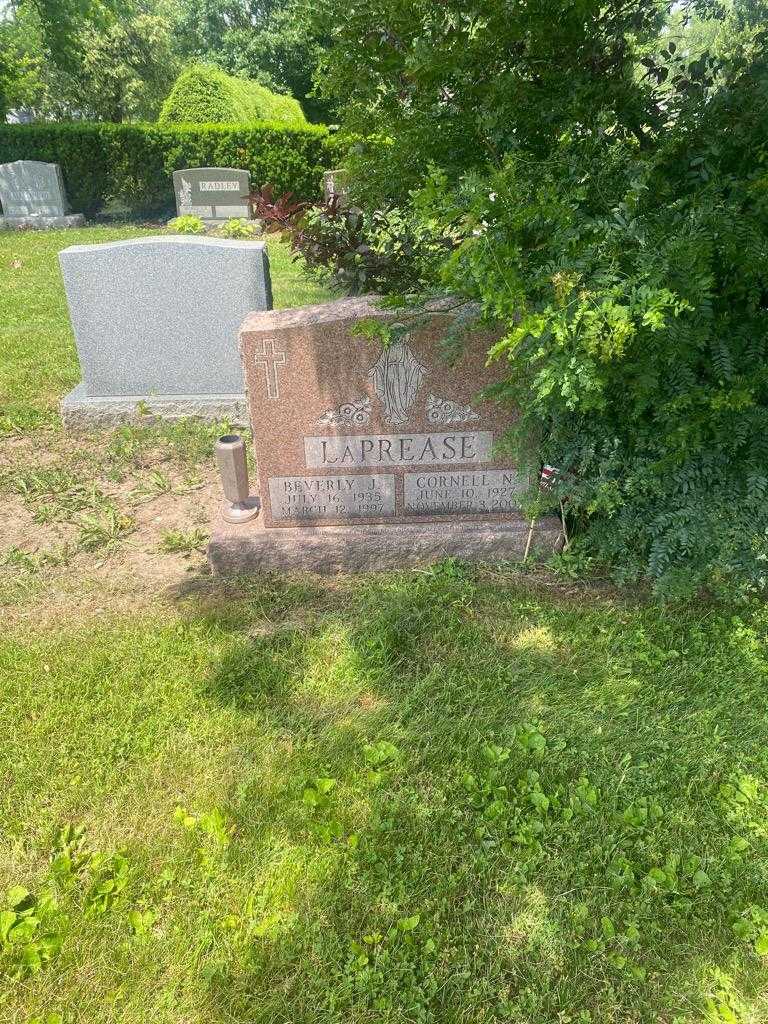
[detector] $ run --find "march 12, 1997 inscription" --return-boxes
[239,296,527,528]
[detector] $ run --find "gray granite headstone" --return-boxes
[59,235,272,427]
[173,167,251,221]
[0,159,85,229]
[322,169,351,208]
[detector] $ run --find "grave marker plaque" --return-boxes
[238,297,526,528]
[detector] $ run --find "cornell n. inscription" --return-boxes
[404,469,524,515]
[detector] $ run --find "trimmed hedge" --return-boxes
[159,64,307,127]
[0,122,342,215]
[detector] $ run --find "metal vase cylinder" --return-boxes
[216,434,260,524]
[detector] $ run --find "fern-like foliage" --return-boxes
[434,43,768,598]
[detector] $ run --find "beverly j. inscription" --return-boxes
[268,474,396,520]
[304,431,493,469]
[404,469,523,515]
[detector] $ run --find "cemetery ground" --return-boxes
[1,230,768,1024]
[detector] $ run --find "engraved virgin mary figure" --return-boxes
[368,335,427,425]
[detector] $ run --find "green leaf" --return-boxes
[0,909,17,942]
[9,916,39,943]
[530,791,550,813]
[693,869,711,889]
[397,914,420,932]
[7,885,30,908]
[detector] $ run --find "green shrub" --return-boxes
[158,64,307,127]
[215,217,259,239]
[431,58,768,600]
[0,122,344,215]
[291,202,455,294]
[167,214,206,234]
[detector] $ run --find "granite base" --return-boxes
[61,382,247,429]
[0,213,85,230]
[208,512,563,576]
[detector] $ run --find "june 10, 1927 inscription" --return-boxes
[404,469,523,515]
[269,474,396,521]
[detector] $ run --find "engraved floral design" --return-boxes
[316,395,372,427]
[368,336,427,425]
[177,177,192,213]
[426,394,480,424]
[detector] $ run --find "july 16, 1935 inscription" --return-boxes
[239,296,528,528]
[269,474,395,520]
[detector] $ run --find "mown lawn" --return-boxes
[1,226,768,1024]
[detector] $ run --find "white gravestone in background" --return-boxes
[59,235,273,428]
[0,160,85,229]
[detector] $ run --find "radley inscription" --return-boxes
[173,167,251,221]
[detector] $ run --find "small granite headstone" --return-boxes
[207,296,562,573]
[59,235,272,427]
[173,167,251,221]
[0,160,85,229]
[322,168,351,208]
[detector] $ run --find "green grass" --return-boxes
[2,225,768,1023]
[2,578,768,1023]
[0,225,330,432]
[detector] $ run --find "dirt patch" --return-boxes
[0,425,224,626]
[0,424,628,630]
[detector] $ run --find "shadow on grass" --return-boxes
[169,568,768,1023]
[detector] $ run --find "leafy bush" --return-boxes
[248,184,309,233]
[428,51,768,598]
[314,0,768,598]
[289,199,455,294]
[0,122,344,215]
[215,217,259,239]
[167,214,206,234]
[158,63,307,127]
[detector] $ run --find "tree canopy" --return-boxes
[0,0,331,122]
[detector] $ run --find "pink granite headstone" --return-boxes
[238,295,530,528]
[207,296,561,573]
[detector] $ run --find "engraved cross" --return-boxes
[253,338,286,400]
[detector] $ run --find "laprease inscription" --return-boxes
[304,431,493,469]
